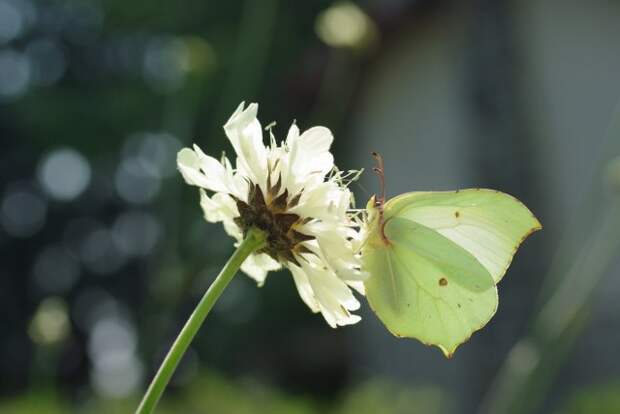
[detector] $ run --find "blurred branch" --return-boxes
[478,103,620,414]
[179,0,279,299]
[309,49,363,131]
[534,107,620,306]
[213,0,279,125]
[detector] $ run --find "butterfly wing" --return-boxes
[363,216,497,357]
[362,190,541,356]
[383,189,542,283]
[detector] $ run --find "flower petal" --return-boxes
[241,253,281,286]
[290,264,320,313]
[346,280,366,295]
[199,190,242,239]
[299,260,361,327]
[290,126,334,179]
[178,147,236,194]
[291,181,352,222]
[223,102,268,189]
[177,148,211,188]
[301,222,367,283]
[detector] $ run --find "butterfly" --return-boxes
[362,153,541,357]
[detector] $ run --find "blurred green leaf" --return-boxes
[0,373,451,414]
[556,382,620,414]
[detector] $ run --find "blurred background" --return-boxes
[1,0,619,413]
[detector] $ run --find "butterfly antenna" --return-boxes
[371,152,386,209]
[371,152,390,245]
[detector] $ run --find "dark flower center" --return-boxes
[233,175,314,266]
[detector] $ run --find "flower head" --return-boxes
[177,102,366,327]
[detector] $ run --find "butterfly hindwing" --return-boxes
[364,216,497,356]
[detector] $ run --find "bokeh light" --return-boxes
[26,38,67,86]
[0,0,23,44]
[115,157,161,205]
[143,36,192,93]
[72,288,125,334]
[80,226,126,275]
[315,1,378,50]
[122,132,182,178]
[28,297,70,345]
[89,316,143,398]
[38,148,91,201]
[0,49,31,100]
[1,185,46,238]
[142,35,216,93]
[112,210,161,257]
[32,244,80,294]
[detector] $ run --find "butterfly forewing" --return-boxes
[384,189,542,284]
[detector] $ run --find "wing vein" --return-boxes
[385,249,399,305]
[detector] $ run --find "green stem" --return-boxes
[136,228,267,414]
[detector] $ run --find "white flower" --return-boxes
[177,102,367,327]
